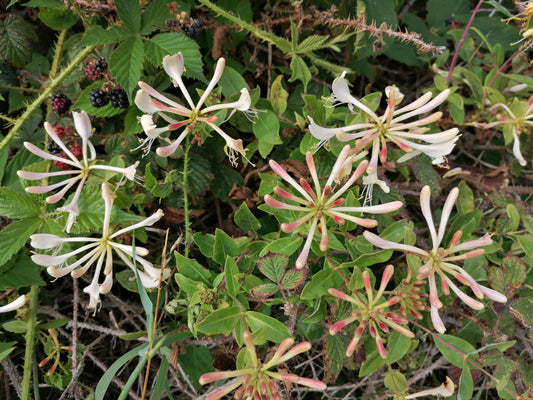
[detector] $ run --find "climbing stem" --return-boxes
[183,137,192,257]
[21,285,39,400]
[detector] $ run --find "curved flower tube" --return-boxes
[17,111,139,232]
[135,53,256,165]
[363,185,507,333]
[30,183,167,310]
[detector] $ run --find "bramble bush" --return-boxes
[0,0,532,399]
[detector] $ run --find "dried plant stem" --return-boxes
[324,17,446,55]
[447,0,484,82]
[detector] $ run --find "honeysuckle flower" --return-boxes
[329,265,415,359]
[264,145,403,269]
[309,73,459,192]
[30,183,166,310]
[17,111,139,232]
[135,52,255,165]
[405,376,454,399]
[199,331,326,400]
[475,96,533,166]
[0,294,26,313]
[363,186,507,333]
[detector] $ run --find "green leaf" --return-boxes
[213,229,240,266]
[301,267,344,300]
[196,307,241,336]
[352,250,393,269]
[224,256,240,297]
[457,180,474,215]
[259,237,302,257]
[359,338,386,376]
[459,366,474,400]
[234,202,261,233]
[0,15,37,68]
[175,252,212,285]
[386,330,412,364]
[144,33,204,81]
[506,204,520,231]
[0,217,41,266]
[211,164,242,199]
[250,283,279,299]
[270,75,288,115]
[0,342,16,363]
[383,371,407,392]
[0,249,45,290]
[289,56,311,92]
[178,346,214,391]
[257,253,288,283]
[281,268,305,289]
[109,37,144,97]
[296,35,329,53]
[2,320,27,333]
[487,254,526,299]
[435,334,476,368]
[323,334,345,382]
[38,7,78,30]
[115,0,141,33]
[253,109,281,145]
[245,311,290,343]
[193,232,215,258]
[81,26,133,46]
[141,0,172,35]
[0,187,40,219]
[218,66,249,98]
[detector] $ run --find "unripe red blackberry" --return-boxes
[70,143,82,159]
[53,153,70,170]
[85,64,101,81]
[50,93,71,114]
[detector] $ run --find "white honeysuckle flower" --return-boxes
[264,145,403,269]
[134,53,256,165]
[17,111,139,232]
[363,185,506,333]
[0,295,26,313]
[309,72,459,193]
[30,183,167,310]
[405,376,454,399]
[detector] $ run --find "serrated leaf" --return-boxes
[196,307,241,335]
[38,7,78,30]
[234,202,261,233]
[211,164,241,199]
[0,249,45,290]
[270,75,288,115]
[109,37,144,97]
[141,0,172,35]
[115,0,141,33]
[213,229,239,265]
[245,311,290,343]
[250,283,279,299]
[0,217,41,266]
[410,156,441,197]
[144,33,204,81]
[257,253,288,282]
[281,268,304,289]
[0,187,40,218]
[81,26,133,46]
[0,15,37,68]
[323,334,345,382]
[289,55,311,92]
[487,255,526,299]
[296,35,329,53]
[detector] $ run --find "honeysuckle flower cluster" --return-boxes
[0,294,26,313]
[264,145,403,269]
[309,72,460,193]
[328,265,414,359]
[135,52,255,164]
[30,183,167,309]
[363,186,507,333]
[476,96,533,166]
[17,110,138,232]
[199,331,326,400]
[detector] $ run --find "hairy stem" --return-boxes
[21,285,39,400]
[183,138,192,257]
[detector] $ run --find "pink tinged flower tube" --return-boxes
[17,111,138,232]
[363,185,507,333]
[134,53,255,164]
[328,265,414,358]
[199,331,326,400]
[30,183,166,310]
[309,74,459,192]
[265,145,402,269]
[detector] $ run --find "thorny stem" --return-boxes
[183,137,192,257]
[71,277,80,400]
[21,286,39,400]
[0,44,96,153]
[447,0,484,82]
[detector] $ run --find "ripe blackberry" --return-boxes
[89,89,109,108]
[47,142,61,154]
[94,58,107,73]
[166,19,177,27]
[85,63,101,81]
[109,89,129,109]
[70,143,82,158]
[53,153,70,170]
[50,93,71,114]
[182,20,202,38]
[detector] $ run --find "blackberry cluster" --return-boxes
[85,58,107,81]
[94,58,107,73]
[70,143,82,158]
[89,89,109,108]
[47,142,61,154]
[109,89,129,109]
[166,19,177,27]
[182,21,202,38]
[50,94,71,114]
[53,125,75,138]
[53,153,70,170]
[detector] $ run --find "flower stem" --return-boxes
[183,137,192,257]
[21,285,39,400]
